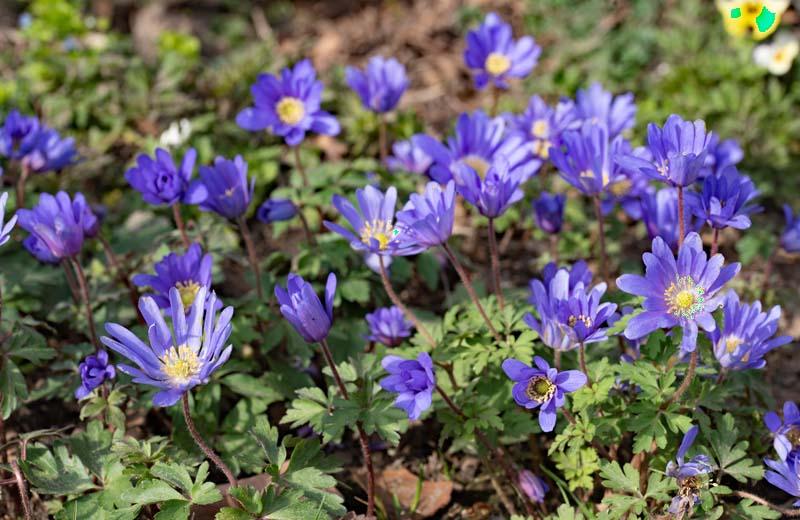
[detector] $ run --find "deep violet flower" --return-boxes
[452,157,525,218]
[102,287,233,407]
[380,352,435,420]
[781,205,800,253]
[532,192,566,234]
[550,122,629,196]
[275,273,337,343]
[75,350,116,400]
[764,454,800,508]
[764,402,800,461]
[463,12,541,91]
[534,261,594,301]
[570,82,636,139]
[125,148,205,206]
[345,56,408,113]
[22,236,59,264]
[506,95,576,160]
[257,198,297,223]
[701,135,743,178]
[0,192,16,247]
[415,110,539,184]
[236,59,340,146]
[0,110,41,159]
[666,426,713,516]
[365,306,412,347]
[395,180,456,249]
[385,136,433,175]
[687,166,761,230]
[617,232,741,353]
[518,470,548,503]
[132,243,214,310]
[195,155,255,220]
[502,356,586,432]
[21,127,77,174]
[16,191,98,260]
[325,185,421,257]
[710,291,791,371]
[616,114,712,187]
[640,187,703,252]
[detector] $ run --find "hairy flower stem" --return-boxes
[171,204,191,249]
[378,255,437,348]
[98,234,142,324]
[70,257,100,352]
[553,349,562,371]
[487,218,506,310]
[593,196,610,285]
[378,113,388,163]
[62,261,80,305]
[489,86,501,117]
[15,164,30,211]
[320,339,375,518]
[677,186,685,248]
[710,228,720,256]
[11,460,31,520]
[734,491,800,517]
[550,234,559,263]
[181,394,238,494]
[435,385,536,517]
[292,146,309,188]
[237,216,264,301]
[662,350,697,409]
[441,243,503,344]
[578,342,592,388]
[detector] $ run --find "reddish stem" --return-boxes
[487,218,505,310]
[172,204,191,249]
[71,257,100,352]
[377,255,436,348]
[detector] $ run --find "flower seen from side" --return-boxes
[781,204,800,253]
[666,425,713,516]
[764,402,800,461]
[385,136,434,175]
[345,56,408,113]
[518,470,548,503]
[132,243,214,310]
[570,82,636,139]
[275,273,337,343]
[532,192,566,234]
[257,198,297,223]
[125,148,205,206]
[687,166,761,230]
[395,180,456,250]
[195,155,255,220]
[380,352,435,420]
[75,350,116,400]
[366,306,412,347]
[16,191,98,260]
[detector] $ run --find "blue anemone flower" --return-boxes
[518,470,548,503]
[275,273,336,343]
[132,243,214,310]
[570,82,636,139]
[257,198,297,223]
[507,95,576,161]
[16,191,98,260]
[666,426,713,516]
[195,155,255,220]
[764,402,800,461]
[452,156,525,218]
[101,287,233,407]
[385,136,433,175]
[764,453,800,508]
[640,187,703,252]
[551,122,629,196]
[125,148,205,206]
[687,166,761,230]
[345,56,408,113]
[781,205,800,253]
[532,192,566,234]
[75,350,116,400]
[365,306,412,347]
[0,192,17,247]
[395,180,456,250]
[380,352,435,420]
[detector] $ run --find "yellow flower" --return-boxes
[716,0,789,40]
[753,32,799,75]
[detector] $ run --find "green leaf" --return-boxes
[1,358,27,419]
[150,462,193,493]
[68,421,113,480]
[706,414,763,483]
[20,443,96,495]
[339,277,370,303]
[221,374,283,404]
[215,508,254,520]
[121,479,187,505]
[599,461,641,495]
[416,252,439,290]
[154,500,190,520]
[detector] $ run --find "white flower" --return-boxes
[753,32,799,75]
[158,118,192,148]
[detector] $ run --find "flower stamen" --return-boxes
[361,219,396,251]
[525,376,556,403]
[664,276,705,319]
[161,345,200,384]
[276,97,305,125]
[175,280,201,309]
[485,52,511,76]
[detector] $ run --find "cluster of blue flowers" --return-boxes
[2,9,799,516]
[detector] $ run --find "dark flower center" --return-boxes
[787,427,800,447]
[678,476,702,497]
[525,376,556,403]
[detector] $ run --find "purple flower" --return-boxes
[463,12,540,91]
[22,236,59,264]
[275,273,336,343]
[502,356,586,432]
[325,185,420,257]
[535,261,593,300]
[16,191,98,260]
[366,306,412,347]
[75,350,116,400]
[666,426,712,515]
[453,156,524,218]
[617,232,741,353]
[132,243,214,310]
[710,291,791,371]
[507,95,576,160]
[701,135,743,178]
[687,166,761,230]
[345,56,408,113]
[395,181,456,249]
[532,192,565,234]
[195,155,255,220]
[599,142,651,219]
[415,111,539,184]
[764,454,800,508]
[257,198,297,223]
[0,192,17,247]
[781,205,800,253]
[379,352,435,420]
[764,402,800,461]
[102,287,233,407]
[616,114,712,187]
[518,470,548,503]
[21,128,77,173]
[236,59,340,147]
[551,122,628,196]
[571,82,636,139]
[125,148,205,206]
[640,187,702,252]
[525,267,617,352]
[385,136,433,175]
[0,110,41,160]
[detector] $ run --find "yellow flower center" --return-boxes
[276,97,305,125]
[609,179,633,197]
[532,139,551,159]
[462,155,491,178]
[787,427,800,447]
[531,119,549,139]
[485,52,511,76]
[725,335,744,353]
[361,219,396,250]
[161,345,201,384]
[525,376,556,403]
[568,314,593,329]
[175,281,201,309]
[664,276,705,319]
